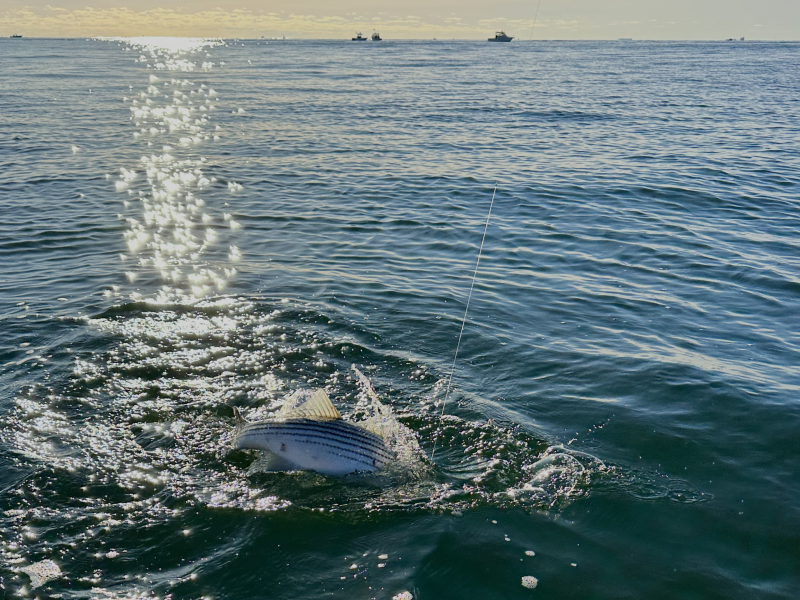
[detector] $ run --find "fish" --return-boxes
[232,389,394,475]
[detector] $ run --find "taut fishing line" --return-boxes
[431,185,496,460]
[529,0,543,41]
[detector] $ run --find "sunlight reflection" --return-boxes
[107,36,239,304]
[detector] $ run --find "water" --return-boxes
[1,37,799,599]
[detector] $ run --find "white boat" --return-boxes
[488,31,513,42]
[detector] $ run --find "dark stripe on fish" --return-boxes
[239,420,388,452]
[235,419,393,463]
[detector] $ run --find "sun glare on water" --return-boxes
[100,36,239,305]
[100,36,224,55]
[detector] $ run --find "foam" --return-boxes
[20,559,61,589]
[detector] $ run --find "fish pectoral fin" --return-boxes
[258,451,298,473]
[282,389,342,421]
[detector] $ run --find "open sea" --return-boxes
[1,37,799,599]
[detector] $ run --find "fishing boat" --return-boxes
[10,34,23,38]
[372,31,382,41]
[352,32,367,41]
[488,31,513,42]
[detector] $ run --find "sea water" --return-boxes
[1,37,799,599]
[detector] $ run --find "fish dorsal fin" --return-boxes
[280,389,341,421]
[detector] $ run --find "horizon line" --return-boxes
[4,36,798,42]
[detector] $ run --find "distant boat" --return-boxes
[10,34,22,38]
[488,31,513,42]
[352,32,367,41]
[618,38,633,41]
[372,31,382,41]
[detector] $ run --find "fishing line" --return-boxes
[431,185,496,461]
[529,0,543,41]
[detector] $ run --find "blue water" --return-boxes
[1,37,800,599]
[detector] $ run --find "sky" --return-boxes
[3,0,798,40]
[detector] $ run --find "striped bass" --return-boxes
[232,389,394,475]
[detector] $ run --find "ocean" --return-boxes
[1,37,799,599]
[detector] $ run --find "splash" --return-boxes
[0,294,629,598]
[504,447,602,508]
[350,365,426,472]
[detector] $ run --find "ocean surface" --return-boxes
[1,37,799,599]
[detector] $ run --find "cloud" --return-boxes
[7,4,785,39]
[1,6,525,38]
